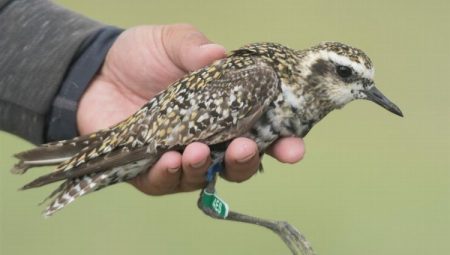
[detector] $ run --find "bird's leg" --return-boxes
[224,211,316,255]
[198,165,229,219]
[198,165,316,255]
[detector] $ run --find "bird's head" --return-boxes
[298,42,403,117]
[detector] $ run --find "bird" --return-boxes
[11,41,403,255]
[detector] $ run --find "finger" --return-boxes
[185,43,227,71]
[180,142,211,192]
[129,151,182,195]
[266,137,305,164]
[162,23,227,72]
[222,137,260,183]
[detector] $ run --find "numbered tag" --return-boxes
[200,190,229,219]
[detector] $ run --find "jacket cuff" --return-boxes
[46,26,123,142]
[0,0,105,144]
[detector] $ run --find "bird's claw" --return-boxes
[272,221,316,255]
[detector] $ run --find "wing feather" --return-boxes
[21,143,159,189]
[146,62,281,147]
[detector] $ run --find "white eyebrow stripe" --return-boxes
[327,51,374,79]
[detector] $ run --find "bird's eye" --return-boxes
[336,65,353,78]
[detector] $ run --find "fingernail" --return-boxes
[191,158,207,169]
[168,167,180,174]
[199,43,226,53]
[236,151,256,164]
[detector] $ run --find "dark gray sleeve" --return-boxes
[46,27,122,142]
[0,0,105,144]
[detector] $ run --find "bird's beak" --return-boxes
[363,86,403,117]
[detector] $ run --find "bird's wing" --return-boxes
[21,61,280,189]
[148,62,281,147]
[21,143,158,189]
[11,130,112,174]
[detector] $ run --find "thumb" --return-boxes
[162,24,227,72]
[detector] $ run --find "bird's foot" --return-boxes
[198,172,315,255]
[224,211,316,255]
[271,220,315,255]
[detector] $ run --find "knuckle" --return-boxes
[221,170,252,183]
[149,183,178,196]
[147,183,169,196]
[231,177,246,183]
[179,180,206,192]
[147,177,179,196]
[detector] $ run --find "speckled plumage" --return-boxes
[15,43,307,215]
[12,41,402,254]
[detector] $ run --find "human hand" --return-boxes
[77,24,305,195]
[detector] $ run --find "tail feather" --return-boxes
[43,158,152,217]
[44,174,102,217]
[11,132,108,175]
[11,156,72,175]
[38,181,69,206]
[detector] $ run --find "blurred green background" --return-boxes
[1,0,449,254]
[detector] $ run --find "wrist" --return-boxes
[45,26,123,142]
